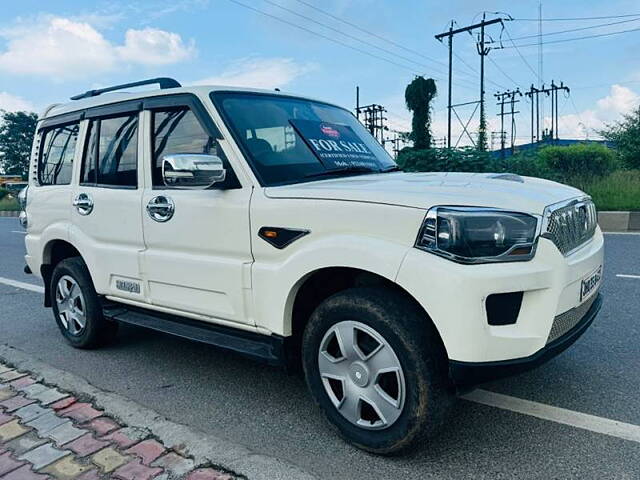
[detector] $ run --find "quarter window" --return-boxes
[38,123,80,185]
[152,108,225,187]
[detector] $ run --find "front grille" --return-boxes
[544,199,597,255]
[546,293,598,344]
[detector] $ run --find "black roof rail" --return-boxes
[70,77,181,101]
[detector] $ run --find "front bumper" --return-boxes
[396,227,604,364]
[449,293,602,388]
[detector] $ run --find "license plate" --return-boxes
[580,266,602,302]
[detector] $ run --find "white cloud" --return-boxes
[117,28,195,66]
[0,16,195,79]
[0,92,35,112]
[556,84,640,139]
[194,57,316,90]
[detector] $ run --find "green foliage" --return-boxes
[397,147,494,173]
[498,143,618,182]
[404,76,437,149]
[0,111,38,178]
[0,188,8,201]
[573,170,640,211]
[536,143,617,182]
[600,105,640,168]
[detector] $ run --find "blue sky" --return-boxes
[1,0,639,147]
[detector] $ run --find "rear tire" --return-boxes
[302,287,452,455]
[50,257,118,349]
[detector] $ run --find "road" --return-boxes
[1,216,639,479]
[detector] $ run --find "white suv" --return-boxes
[20,78,604,454]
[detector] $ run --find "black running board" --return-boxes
[102,302,286,366]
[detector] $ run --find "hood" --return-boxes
[264,172,585,215]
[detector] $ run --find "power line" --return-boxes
[501,25,542,82]
[225,0,429,78]
[496,17,640,42]
[290,0,448,68]
[226,0,480,92]
[514,13,640,21]
[499,25,640,48]
[487,56,520,89]
[260,0,452,77]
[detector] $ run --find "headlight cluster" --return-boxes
[415,207,540,264]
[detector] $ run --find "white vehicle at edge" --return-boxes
[19,78,604,454]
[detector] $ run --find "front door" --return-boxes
[139,98,253,327]
[70,108,145,301]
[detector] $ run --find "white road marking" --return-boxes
[0,276,44,293]
[617,274,640,279]
[465,389,640,444]
[3,272,640,444]
[11,230,26,234]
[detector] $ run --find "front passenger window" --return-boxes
[152,108,226,187]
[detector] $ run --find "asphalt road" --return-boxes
[1,216,639,479]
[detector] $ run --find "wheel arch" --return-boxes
[284,266,449,370]
[41,239,82,307]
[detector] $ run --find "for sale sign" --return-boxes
[290,119,379,169]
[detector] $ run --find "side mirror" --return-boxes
[162,154,226,189]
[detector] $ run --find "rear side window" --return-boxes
[81,114,138,188]
[38,123,80,185]
[151,108,222,186]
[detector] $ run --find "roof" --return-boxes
[42,84,341,120]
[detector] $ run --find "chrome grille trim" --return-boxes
[546,293,598,344]
[543,197,597,256]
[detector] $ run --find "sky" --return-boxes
[1,0,639,149]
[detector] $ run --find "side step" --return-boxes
[102,302,286,366]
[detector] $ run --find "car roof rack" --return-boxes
[70,77,181,101]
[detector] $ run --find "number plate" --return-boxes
[580,266,602,302]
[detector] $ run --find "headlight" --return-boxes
[416,207,540,263]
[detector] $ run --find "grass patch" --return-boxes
[0,196,20,211]
[570,170,640,211]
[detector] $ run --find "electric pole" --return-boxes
[435,15,506,150]
[494,89,521,158]
[356,104,388,144]
[525,81,569,145]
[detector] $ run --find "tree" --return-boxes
[600,105,640,169]
[0,111,38,179]
[405,76,437,149]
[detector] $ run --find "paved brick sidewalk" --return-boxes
[0,362,235,480]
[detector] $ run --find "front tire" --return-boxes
[51,257,117,349]
[302,287,452,454]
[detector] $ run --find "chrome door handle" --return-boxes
[146,195,175,222]
[73,193,94,215]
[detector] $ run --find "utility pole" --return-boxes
[355,86,360,119]
[494,89,521,158]
[525,82,569,145]
[356,104,388,144]
[435,15,505,149]
[446,21,453,148]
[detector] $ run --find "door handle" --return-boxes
[73,193,94,215]
[146,195,175,222]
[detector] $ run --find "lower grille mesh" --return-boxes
[547,293,598,344]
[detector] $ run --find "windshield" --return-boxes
[211,92,397,186]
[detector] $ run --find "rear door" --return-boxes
[139,95,254,327]
[69,104,145,300]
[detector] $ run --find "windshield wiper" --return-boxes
[305,166,380,179]
[380,165,401,173]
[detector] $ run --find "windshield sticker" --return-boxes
[290,119,379,169]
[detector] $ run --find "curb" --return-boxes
[0,210,20,217]
[0,345,316,480]
[598,211,640,232]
